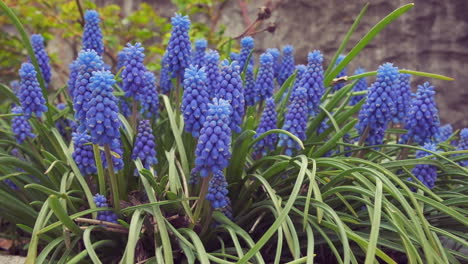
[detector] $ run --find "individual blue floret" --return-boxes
[72,132,97,176]
[11,106,35,144]
[93,194,118,223]
[166,13,191,79]
[82,10,104,55]
[30,34,52,86]
[132,120,158,170]
[253,98,278,157]
[254,53,274,103]
[277,45,295,86]
[191,38,207,67]
[349,68,368,106]
[18,63,48,118]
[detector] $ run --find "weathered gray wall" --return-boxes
[110,0,467,128]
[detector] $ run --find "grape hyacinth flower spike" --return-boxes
[30,34,51,86]
[18,63,48,118]
[204,50,220,98]
[230,52,239,62]
[67,60,79,99]
[72,132,97,176]
[192,38,207,67]
[121,43,147,99]
[244,65,256,107]
[392,73,412,125]
[94,194,118,223]
[278,87,308,156]
[332,54,347,92]
[254,52,274,103]
[253,98,278,158]
[436,124,453,143]
[139,71,160,118]
[278,45,295,86]
[349,67,368,106]
[132,120,158,171]
[159,53,173,94]
[82,10,104,55]
[11,106,35,144]
[456,128,468,166]
[166,13,191,79]
[266,48,280,78]
[238,36,254,71]
[410,143,438,189]
[296,50,325,116]
[206,170,231,210]
[181,65,210,137]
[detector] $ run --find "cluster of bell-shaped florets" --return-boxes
[82,10,104,56]
[93,194,118,223]
[277,45,295,86]
[67,60,79,99]
[166,13,191,79]
[244,65,256,106]
[392,73,412,125]
[193,99,232,178]
[11,106,35,144]
[238,36,254,71]
[436,124,453,142]
[159,53,173,94]
[254,53,275,104]
[456,128,468,167]
[253,98,278,157]
[30,34,52,86]
[121,43,147,98]
[181,65,210,137]
[296,50,325,116]
[266,48,280,78]
[204,50,220,98]
[410,143,438,189]
[206,170,231,209]
[349,68,368,106]
[139,71,160,118]
[132,120,158,170]
[18,63,48,117]
[332,54,347,92]
[72,132,97,176]
[191,38,207,67]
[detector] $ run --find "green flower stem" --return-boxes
[104,144,120,212]
[193,175,210,225]
[92,144,106,195]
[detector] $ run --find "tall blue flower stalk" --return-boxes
[121,43,147,99]
[192,98,232,178]
[72,132,97,176]
[217,60,245,133]
[456,128,468,166]
[436,124,453,142]
[296,51,325,116]
[132,120,158,170]
[205,50,220,98]
[277,45,295,86]
[206,170,231,210]
[401,82,440,145]
[73,50,105,131]
[139,71,160,118]
[238,36,254,71]
[253,98,278,157]
[30,34,51,86]
[191,38,207,67]
[244,65,256,107]
[94,194,118,223]
[82,10,104,55]
[357,63,398,146]
[349,68,368,106]
[18,63,48,118]
[332,54,347,92]
[166,13,191,79]
[67,60,79,99]
[278,87,308,156]
[11,106,35,144]
[254,53,274,103]
[181,65,210,137]
[392,73,412,125]
[266,48,280,79]
[159,53,173,94]
[410,143,438,189]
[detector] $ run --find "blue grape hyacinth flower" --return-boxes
[73,50,105,131]
[11,106,35,144]
[193,98,232,178]
[132,120,158,170]
[266,48,280,78]
[278,87,308,156]
[18,63,48,118]
[217,60,245,133]
[72,132,97,176]
[191,38,207,67]
[101,139,124,172]
[230,52,239,62]
[392,73,412,125]
[238,36,254,71]
[206,170,231,209]
[410,143,438,189]
[349,68,368,106]
[166,13,191,79]
[357,63,399,146]
[67,60,79,99]
[401,82,440,145]
[85,71,121,146]
[139,71,160,118]
[94,194,118,223]
[121,43,147,98]
[30,34,51,86]
[159,53,173,94]
[117,49,127,71]
[456,128,468,166]
[244,65,256,107]
[253,98,278,157]
[436,124,453,142]
[332,54,347,92]
[278,45,295,86]
[296,50,325,116]
[254,53,274,103]
[205,50,220,98]
[181,65,210,137]
[82,10,104,56]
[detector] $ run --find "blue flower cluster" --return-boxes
[139,71,160,118]
[357,63,398,146]
[230,52,239,62]
[193,99,232,178]
[10,80,20,95]
[121,43,147,98]
[204,50,220,98]
[402,82,440,145]
[93,194,118,223]
[254,53,274,103]
[30,34,51,86]
[82,10,104,56]
[11,106,35,144]
[181,65,210,137]
[72,132,96,175]
[159,53,173,94]
[101,139,124,172]
[132,120,158,170]
[56,103,76,137]
[253,98,278,157]
[289,64,307,97]
[332,55,347,92]
[217,60,245,133]
[244,65,256,106]
[117,50,127,71]
[392,73,412,125]
[85,71,121,146]
[296,50,325,116]
[18,63,48,117]
[206,170,230,209]
[166,14,191,79]
[67,60,79,99]
[436,124,453,142]
[411,143,438,189]
[118,98,132,117]
[278,87,308,156]
[238,36,254,71]
[456,128,468,166]
[191,38,207,67]
[73,50,105,131]
[349,68,368,106]
[266,48,280,78]
[278,45,295,85]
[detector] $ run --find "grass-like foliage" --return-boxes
[1,2,467,264]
